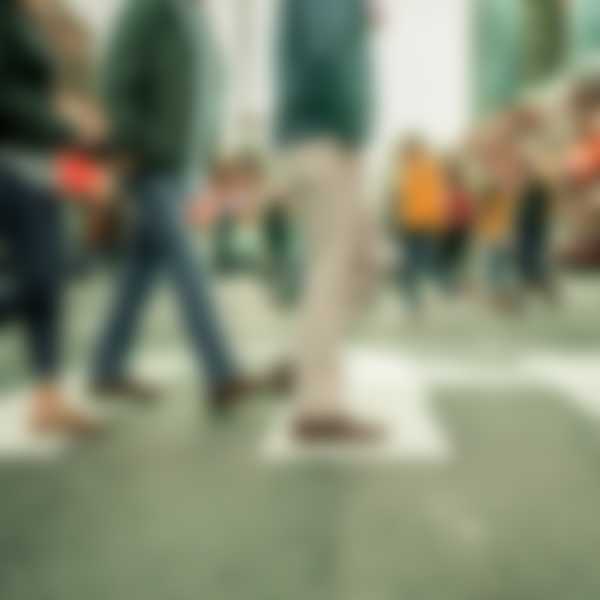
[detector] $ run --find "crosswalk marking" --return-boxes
[262,348,453,464]
[526,355,600,418]
[2,347,599,463]
[261,347,600,464]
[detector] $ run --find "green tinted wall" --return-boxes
[522,0,565,85]
[571,0,600,63]
[474,0,565,117]
[474,0,524,116]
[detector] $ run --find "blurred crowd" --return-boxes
[3,0,600,442]
[190,71,600,318]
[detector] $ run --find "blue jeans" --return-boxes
[0,168,64,379]
[485,243,514,293]
[94,173,239,386]
[400,231,440,309]
[517,229,549,287]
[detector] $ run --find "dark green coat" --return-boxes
[103,0,222,172]
[0,0,73,150]
[275,0,373,148]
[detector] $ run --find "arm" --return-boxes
[101,0,165,160]
[0,16,73,148]
[364,0,386,30]
[192,6,226,171]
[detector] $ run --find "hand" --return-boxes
[186,187,220,228]
[74,103,109,148]
[90,166,119,208]
[366,0,386,29]
[56,93,109,148]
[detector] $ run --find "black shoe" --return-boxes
[210,377,263,414]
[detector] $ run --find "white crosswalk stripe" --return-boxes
[3,345,600,463]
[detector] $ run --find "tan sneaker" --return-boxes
[30,404,103,438]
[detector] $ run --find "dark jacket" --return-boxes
[103,0,222,172]
[276,0,373,148]
[0,0,73,150]
[517,178,551,238]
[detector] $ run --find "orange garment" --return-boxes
[396,156,447,231]
[565,135,600,185]
[478,192,514,243]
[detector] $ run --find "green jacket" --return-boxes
[275,0,373,148]
[103,0,222,172]
[0,0,73,150]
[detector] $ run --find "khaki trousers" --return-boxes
[285,139,376,418]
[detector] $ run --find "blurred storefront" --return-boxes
[570,0,600,64]
[474,0,524,116]
[474,0,565,116]
[522,0,566,85]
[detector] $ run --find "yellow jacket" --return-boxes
[395,156,447,232]
[478,192,514,243]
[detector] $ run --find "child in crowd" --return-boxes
[439,159,475,293]
[392,138,447,312]
[477,181,517,308]
[515,153,557,303]
[261,187,302,307]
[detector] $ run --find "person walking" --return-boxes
[515,163,556,302]
[93,0,283,411]
[393,139,447,312]
[276,0,382,442]
[0,0,104,435]
[439,159,475,294]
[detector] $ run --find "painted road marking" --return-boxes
[262,348,452,464]
[261,347,600,464]
[3,347,600,463]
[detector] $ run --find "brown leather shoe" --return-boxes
[210,377,261,414]
[263,362,296,395]
[30,405,104,438]
[210,365,297,414]
[92,378,162,402]
[293,414,384,444]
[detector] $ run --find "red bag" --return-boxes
[55,151,108,202]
